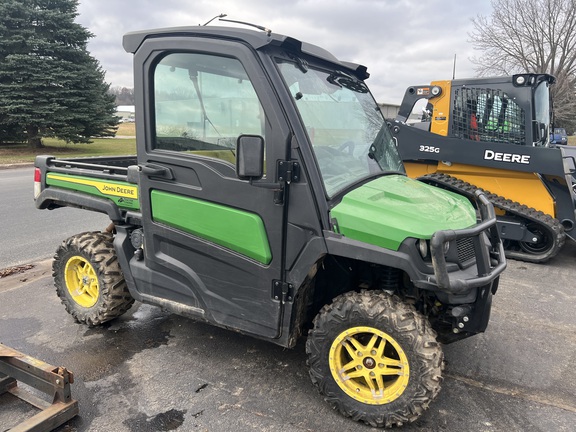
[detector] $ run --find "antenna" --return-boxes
[202,13,227,26]
[452,54,457,79]
[219,18,272,35]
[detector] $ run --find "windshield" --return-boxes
[534,82,551,146]
[277,60,404,198]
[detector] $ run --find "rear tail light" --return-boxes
[34,168,42,199]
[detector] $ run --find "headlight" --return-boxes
[417,239,428,258]
[418,239,449,259]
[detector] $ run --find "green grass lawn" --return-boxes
[0,123,136,165]
[0,138,136,164]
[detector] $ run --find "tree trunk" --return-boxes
[26,125,43,148]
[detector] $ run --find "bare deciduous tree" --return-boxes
[469,0,576,130]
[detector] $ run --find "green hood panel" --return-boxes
[330,175,476,251]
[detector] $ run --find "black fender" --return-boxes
[35,188,123,222]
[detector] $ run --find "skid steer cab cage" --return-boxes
[0,343,78,432]
[428,191,505,293]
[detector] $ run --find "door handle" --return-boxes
[139,164,173,179]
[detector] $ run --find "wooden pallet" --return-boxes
[0,344,78,432]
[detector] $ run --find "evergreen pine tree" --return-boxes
[0,0,118,147]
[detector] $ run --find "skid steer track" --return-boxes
[419,173,565,263]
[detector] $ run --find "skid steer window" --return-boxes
[452,88,525,145]
[534,82,551,145]
[152,53,265,166]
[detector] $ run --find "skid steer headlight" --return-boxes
[417,239,428,259]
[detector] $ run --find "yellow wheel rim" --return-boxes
[329,326,410,405]
[64,256,99,308]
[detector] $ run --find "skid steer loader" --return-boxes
[391,73,576,263]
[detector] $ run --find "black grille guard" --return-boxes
[429,191,506,293]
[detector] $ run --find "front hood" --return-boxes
[330,175,476,251]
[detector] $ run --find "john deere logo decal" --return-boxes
[46,173,138,199]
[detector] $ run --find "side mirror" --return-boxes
[236,134,264,180]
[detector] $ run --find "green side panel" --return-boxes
[331,175,476,251]
[150,190,272,264]
[46,173,140,210]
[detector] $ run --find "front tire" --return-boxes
[306,290,443,428]
[53,231,134,326]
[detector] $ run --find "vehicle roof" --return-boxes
[122,25,369,79]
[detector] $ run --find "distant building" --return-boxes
[378,102,401,119]
[378,102,425,124]
[115,105,135,122]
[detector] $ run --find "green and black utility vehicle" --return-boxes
[34,25,506,428]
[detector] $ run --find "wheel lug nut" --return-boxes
[371,350,376,355]
[370,371,375,376]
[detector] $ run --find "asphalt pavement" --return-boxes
[0,166,109,269]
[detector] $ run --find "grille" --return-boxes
[456,237,476,263]
[451,87,525,145]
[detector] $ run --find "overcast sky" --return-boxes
[75,0,493,104]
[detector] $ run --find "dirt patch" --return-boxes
[0,264,35,278]
[0,260,52,293]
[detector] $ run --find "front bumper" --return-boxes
[423,191,506,294]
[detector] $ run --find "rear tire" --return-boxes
[306,290,443,428]
[53,231,134,326]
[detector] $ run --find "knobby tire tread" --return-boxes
[53,231,134,326]
[306,290,443,428]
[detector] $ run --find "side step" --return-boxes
[0,343,78,432]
